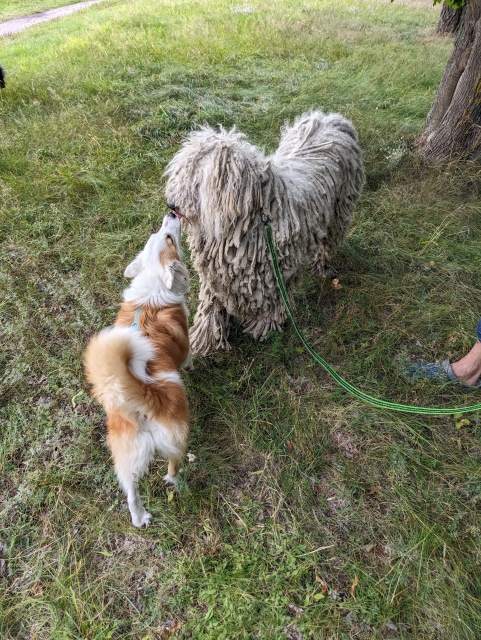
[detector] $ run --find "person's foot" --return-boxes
[407,352,481,390]
[451,340,481,387]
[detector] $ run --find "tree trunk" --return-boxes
[436,1,462,35]
[418,0,481,161]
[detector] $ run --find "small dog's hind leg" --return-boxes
[124,476,152,528]
[190,297,231,356]
[108,425,154,527]
[164,456,182,488]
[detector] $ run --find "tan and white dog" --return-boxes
[84,212,192,527]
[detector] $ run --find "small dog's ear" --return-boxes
[124,252,144,278]
[161,261,189,292]
[160,265,175,290]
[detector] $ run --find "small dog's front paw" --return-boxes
[163,473,179,487]
[132,511,152,528]
[141,512,152,527]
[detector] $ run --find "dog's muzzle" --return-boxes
[167,200,188,222]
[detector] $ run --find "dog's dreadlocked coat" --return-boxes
[164,110,364,356]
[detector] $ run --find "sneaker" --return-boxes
[407,359,481,389]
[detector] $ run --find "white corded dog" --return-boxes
[164,110,364,356]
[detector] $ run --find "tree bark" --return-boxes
[436,1,462,35]
[418,0,481,161]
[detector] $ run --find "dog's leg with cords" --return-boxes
[189,295,231,356]
[310,167,361,277]
[107,414,154,528]
[310,242,338,278]
[243,305,287,341]
[310,217,348,277]
[310,196,356,276]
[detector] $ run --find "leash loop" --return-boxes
[263,221,481,415]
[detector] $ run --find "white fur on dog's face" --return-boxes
[123,214,189,306]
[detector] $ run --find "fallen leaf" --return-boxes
[167,491,174,502]
[288,603,304,618]
[315,575,329,594]
[367,485,382,495]
[235,519,247,528]
[456,419,470,429]
[286,440,294,451]
[159,615,182,639]
[350,575,358,601]
[331,278,343,291]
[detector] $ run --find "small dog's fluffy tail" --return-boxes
[84,327,155,412]
[0,66,5,89]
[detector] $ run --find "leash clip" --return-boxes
[131,308,142,331]
[261,213,269,225]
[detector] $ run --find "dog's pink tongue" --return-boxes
[171,210,183,219]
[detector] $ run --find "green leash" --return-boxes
[263,218,481,415]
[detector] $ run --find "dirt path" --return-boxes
[0,0,105,38]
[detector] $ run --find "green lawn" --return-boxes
[1,0,481,638]
[0,0,88,22]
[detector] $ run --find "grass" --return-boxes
[0,0,88,22]
[1,0,481,638]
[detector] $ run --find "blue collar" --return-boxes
[131,308,142,331]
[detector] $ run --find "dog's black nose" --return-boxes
[166,200,176,210]
[167,211,176,219]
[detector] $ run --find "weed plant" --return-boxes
[1,0,481,638]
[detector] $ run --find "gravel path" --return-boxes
[0,0,105,38]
